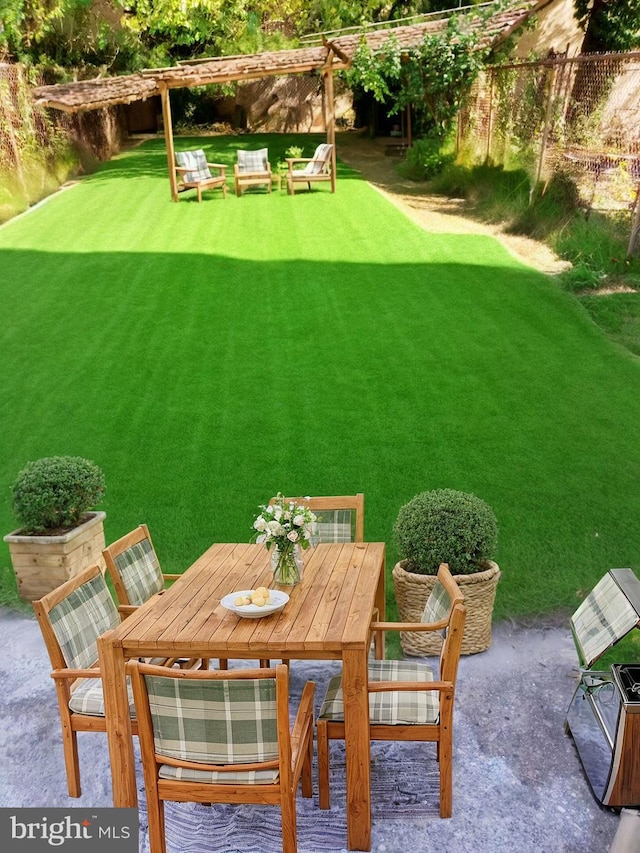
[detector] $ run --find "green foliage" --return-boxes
[574,0,640,52]
[397,137,454,181]
[347,13,489,140]
[510,171,581,239]
[11,456,105,533]
[393,489,499,576]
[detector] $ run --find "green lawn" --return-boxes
[1,132,640,626]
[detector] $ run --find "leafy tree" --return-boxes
[346,15,489,140]
[574,0,640,53]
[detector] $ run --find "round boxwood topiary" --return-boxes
[11,456,105,534]
[393,488,498,576]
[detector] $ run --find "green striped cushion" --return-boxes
[69,677,136,719]
[114,538,164,606]
[319,660,439,725]
[49,573,120,670]
[571,572,639,668]
[144,675,279,770]
[311,509,354,545]
[159,765,279,784]
[421,581,451,624]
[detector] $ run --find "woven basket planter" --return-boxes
[392,559,501,656]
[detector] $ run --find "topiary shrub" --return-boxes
[393,488,498,575]
[11,456,105,534]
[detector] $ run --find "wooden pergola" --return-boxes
[32,0,545,201]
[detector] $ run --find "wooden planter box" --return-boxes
[4,511,106,601]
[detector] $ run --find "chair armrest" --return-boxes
[51,667,102,680]
[370,619,448,633]
[286,158,314,164]
[368,680,453,694]
[291,681,315,777]
[162,573,181,582]
[118,604,139,618]
[206,163,227,173]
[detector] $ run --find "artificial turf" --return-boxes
[1,132,639,624]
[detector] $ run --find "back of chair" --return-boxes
[129,663,288,783]
[33,564,120,671]
[309,144,332,174]
[273,494,364,544]
[103,524,164,607]
[175,149,211,182]
[237,148,269,173]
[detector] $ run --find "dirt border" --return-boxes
[338,136,571,275]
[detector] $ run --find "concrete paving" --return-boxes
[0,606,626,852]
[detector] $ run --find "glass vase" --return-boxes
[271,544,303,587]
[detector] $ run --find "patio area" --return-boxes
[1,604,621,852]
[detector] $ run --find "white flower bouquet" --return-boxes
[253,493,316,585]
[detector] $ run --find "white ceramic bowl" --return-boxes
[220,589,290,619]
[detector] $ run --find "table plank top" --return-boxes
[107,542,385,659]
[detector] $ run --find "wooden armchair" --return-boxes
[32,564,139,797]
[234,147,272,195]
[270,494,364,545]
[317,562,466,818]
[128,661,315,853]
[102,524,180,618]
[103,524,218,670]
[286,143,334,194]
[175,149,227,203]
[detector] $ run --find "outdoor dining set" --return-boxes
[174,143,335,202]
[32,493,467,853]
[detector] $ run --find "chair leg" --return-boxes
[148,795,167,853]
[197,186,202,203]
[316,719,330,810]
[301,727,313,798]
[61,724,81,797]
[217,658,228,670]
[280,791,298,853]
[439,737,452,818]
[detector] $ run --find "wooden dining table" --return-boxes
[97,540,386,852]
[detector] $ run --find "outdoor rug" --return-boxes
[137,739,440,853]
[137,657,440,853]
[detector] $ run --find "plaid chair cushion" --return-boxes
[159,765,279,784]
[113,537,164,606]
[176,149,211,183]
[311,509,354,545]
[69,677,136,719]
[319,660,439,725]
[421,581,451,624]
[144,675,279,766]
[571,573,639,668]
[49,573,120,670]
[237,148,268,173]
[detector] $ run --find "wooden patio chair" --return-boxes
[127,661,315,853]
[270,494,364,545]
[286,143,334,194]
[32,564,141,797]
[234,147,272,196]
[175,149,227,203]
[103,524,219,670]
[316,562,466,818]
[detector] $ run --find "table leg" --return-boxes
[97,634,138,807]
[342,649,371,851]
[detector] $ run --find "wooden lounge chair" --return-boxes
[234,147,272,195]
[128,661,315,853]
[175,149,227,203]
[317,562,466,818]
[286,143,334,194]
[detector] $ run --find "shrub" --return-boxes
[393,488,498,575]
[11,456,105,534]
[398,138,455,182]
